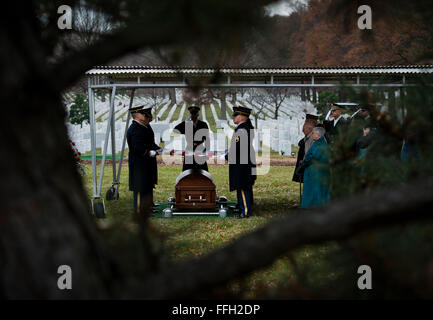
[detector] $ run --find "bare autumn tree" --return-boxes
[246,88,269,128]
[265,88,290,119]
[1,0,433,300]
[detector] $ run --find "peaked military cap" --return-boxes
[306,114,319,120]
[129,105,152,117]
[330,103,343,111]
[188,105,200,114]
[232,106,252,117]
[360,103,375,111]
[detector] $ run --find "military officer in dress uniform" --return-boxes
[127,105,162,216]
[323,104,348,143]
[173,106,210,172]
[225,106,256,219]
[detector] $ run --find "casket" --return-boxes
[174,169,216,209]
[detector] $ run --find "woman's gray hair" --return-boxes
[312,126,326,137]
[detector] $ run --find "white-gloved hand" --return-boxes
[219,154,226,161]
[149,150,157,157]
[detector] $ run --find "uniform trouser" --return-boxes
[133,191,153,215]
[236,186,253,217]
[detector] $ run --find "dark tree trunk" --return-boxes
[232,89,237,103]
[169,88,177,104]
[0,92,119,298]
[301,88,306,101]
[220,90,227,120]
[0,12,119,299]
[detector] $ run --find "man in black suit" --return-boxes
[127,105,162,215]
[173,106,210,171]
[225,106,256,219]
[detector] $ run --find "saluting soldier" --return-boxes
[225,106,256,219]
[173,105,210,171]
[323,104,348,143]
[127,105,162,215]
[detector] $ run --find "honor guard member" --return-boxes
[225,106,256,219]
[323,104,348,143]
[173,105,210,171]
[127,105,162,215]
[292,114,319,183]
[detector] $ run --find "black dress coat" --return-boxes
[292,138,306,183]
[227,120,257,192]
[127,121,160,193]
[323,117,348,142]
[174,119,210,171]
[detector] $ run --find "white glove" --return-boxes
[149,150,156,157]
[219,154,226,161]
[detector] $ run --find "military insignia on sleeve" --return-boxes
[235,136,240,142]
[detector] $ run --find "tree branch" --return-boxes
[136,178,433,299]
[47,0,273,92]
[48,22,186,92]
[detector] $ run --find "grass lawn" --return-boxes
[169,101,184,122]
[82,163,333,298]
[204,103,216,132]
[159,103,173,121]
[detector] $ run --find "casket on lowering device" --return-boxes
[174,169,216,209]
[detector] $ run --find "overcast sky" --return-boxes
[265,0,308,16]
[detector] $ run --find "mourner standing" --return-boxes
[174,105,210,171]
[299,126,330,209]
[127,105,162,216]
[323,104,348,143]
[224,106,256,219]
[292,114,319,183]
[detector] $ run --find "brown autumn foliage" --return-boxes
[103,1,433,69]
[285,0,432,66]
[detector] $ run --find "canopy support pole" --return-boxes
[114,89,135,199]
[97,86,116,198]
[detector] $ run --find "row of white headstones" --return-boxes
[66,93,316,156]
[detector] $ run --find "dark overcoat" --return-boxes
[227,120,256,192]
[292,138,306,183]
[174,119,210,171]
[324,117,348,142]
[127,121,160,193]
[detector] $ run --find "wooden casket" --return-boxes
[174,169,216,210]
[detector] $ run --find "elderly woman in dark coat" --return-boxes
[300,126,330,208]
